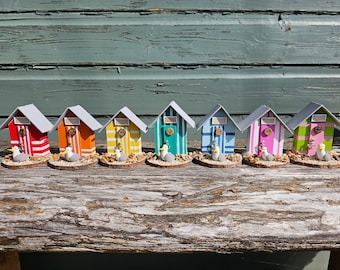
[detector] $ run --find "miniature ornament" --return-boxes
[192,104,242,168]
[316,143,332,161]
[286,102,340,168]
[11,146,31,162]
[159,143,176,162]
[261,146,274,162]
[63,146,80,162]
[146,101,194,168]
[115,144,128,162]
[48,105,101,170]
[98,106,147,168]
[211,141,226,162]
[0,104,53,169]
[239,105,291,168]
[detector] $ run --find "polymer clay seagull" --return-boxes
[211,141,226,162]
[159,143,175,162]
[10,146,30,162]
[115,145,128,162]
[261,146,274,161]
[63,146,80,162]
[316,143,332,161]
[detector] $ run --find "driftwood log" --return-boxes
[0,157,339,254]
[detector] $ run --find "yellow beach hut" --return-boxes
[100,107,148,155]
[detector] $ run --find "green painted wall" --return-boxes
[0,1,339,140]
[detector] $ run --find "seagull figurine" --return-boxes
[63,146,80,162]
[261,146,274,161]
[211,141,226,162]
[10,146,30,162]
[316,143,332,161]
[115,145,128,162]
[159,143,175,162]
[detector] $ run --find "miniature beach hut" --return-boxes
[0,104,53,156]
[196,104,240,154]
[286,102,340,156]
[100,106,147,155]
[238,105,292,156]
[149,101,195,155]
[51,105,102,157]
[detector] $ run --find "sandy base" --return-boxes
[99,153,147,168]
[242,153,290,168]
[1,155,50,169]
[48,153,99,170]
[192,152,242,168]
[287,150,340,168]
[146,153,193,168]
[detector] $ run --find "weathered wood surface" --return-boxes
[2,0,340,12]
[0,66,340,117]
[0,149,339,253]
[0,13,339,65]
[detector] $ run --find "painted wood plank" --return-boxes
[0,13,339,65]
[0,156,339,253]
[1,0,340,12]
[0,66,339,117]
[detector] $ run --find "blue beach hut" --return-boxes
[196,104,240,154]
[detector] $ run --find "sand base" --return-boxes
[1,155,49,169]
[242,153,290,168]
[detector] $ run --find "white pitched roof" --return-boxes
[148,101,195,128]
[0,104,53,133]
[196,104,240,131]
[286,102,340,131]
[238,105,292,134]
[99,106,148,133]
[51,105,102,132]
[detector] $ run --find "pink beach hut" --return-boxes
[238,105,292,156]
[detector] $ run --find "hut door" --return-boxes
[211,117,227,154]
[162,116,177,155]
[258,117,276,156]
[64,117,81,155]
[308,114,327,156]
[114,118,130,155]
[14,117,32,155]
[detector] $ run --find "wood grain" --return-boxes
[0,66,339,117]
[0,157,339,253]
[0,13,339,65]
[2,0,340,12]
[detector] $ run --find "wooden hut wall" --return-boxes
[0,1,339,141]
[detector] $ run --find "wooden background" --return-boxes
[0,1,339,140]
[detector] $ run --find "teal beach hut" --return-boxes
[196,104,240,154]
[149,101,195,155]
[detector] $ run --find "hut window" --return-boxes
[311,114,327,123]
[211,117,227,125]
[64,117,80,126]
[114,118,130,126]
[261,117,276,125]
[14,117,31,125]
[163,116,177,124]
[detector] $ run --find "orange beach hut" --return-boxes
[51,105,102,156]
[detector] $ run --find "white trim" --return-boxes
[114,118,130,126]
[32,144,50,151]
[14,117,31,125]
[311,114,327,123]
[64,117,80,126]
[31,138,49,145]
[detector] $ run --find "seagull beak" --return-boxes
[160,147,164,151]
[213,149,219,153]
[8,148,14,153]
[63,149,68,155]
